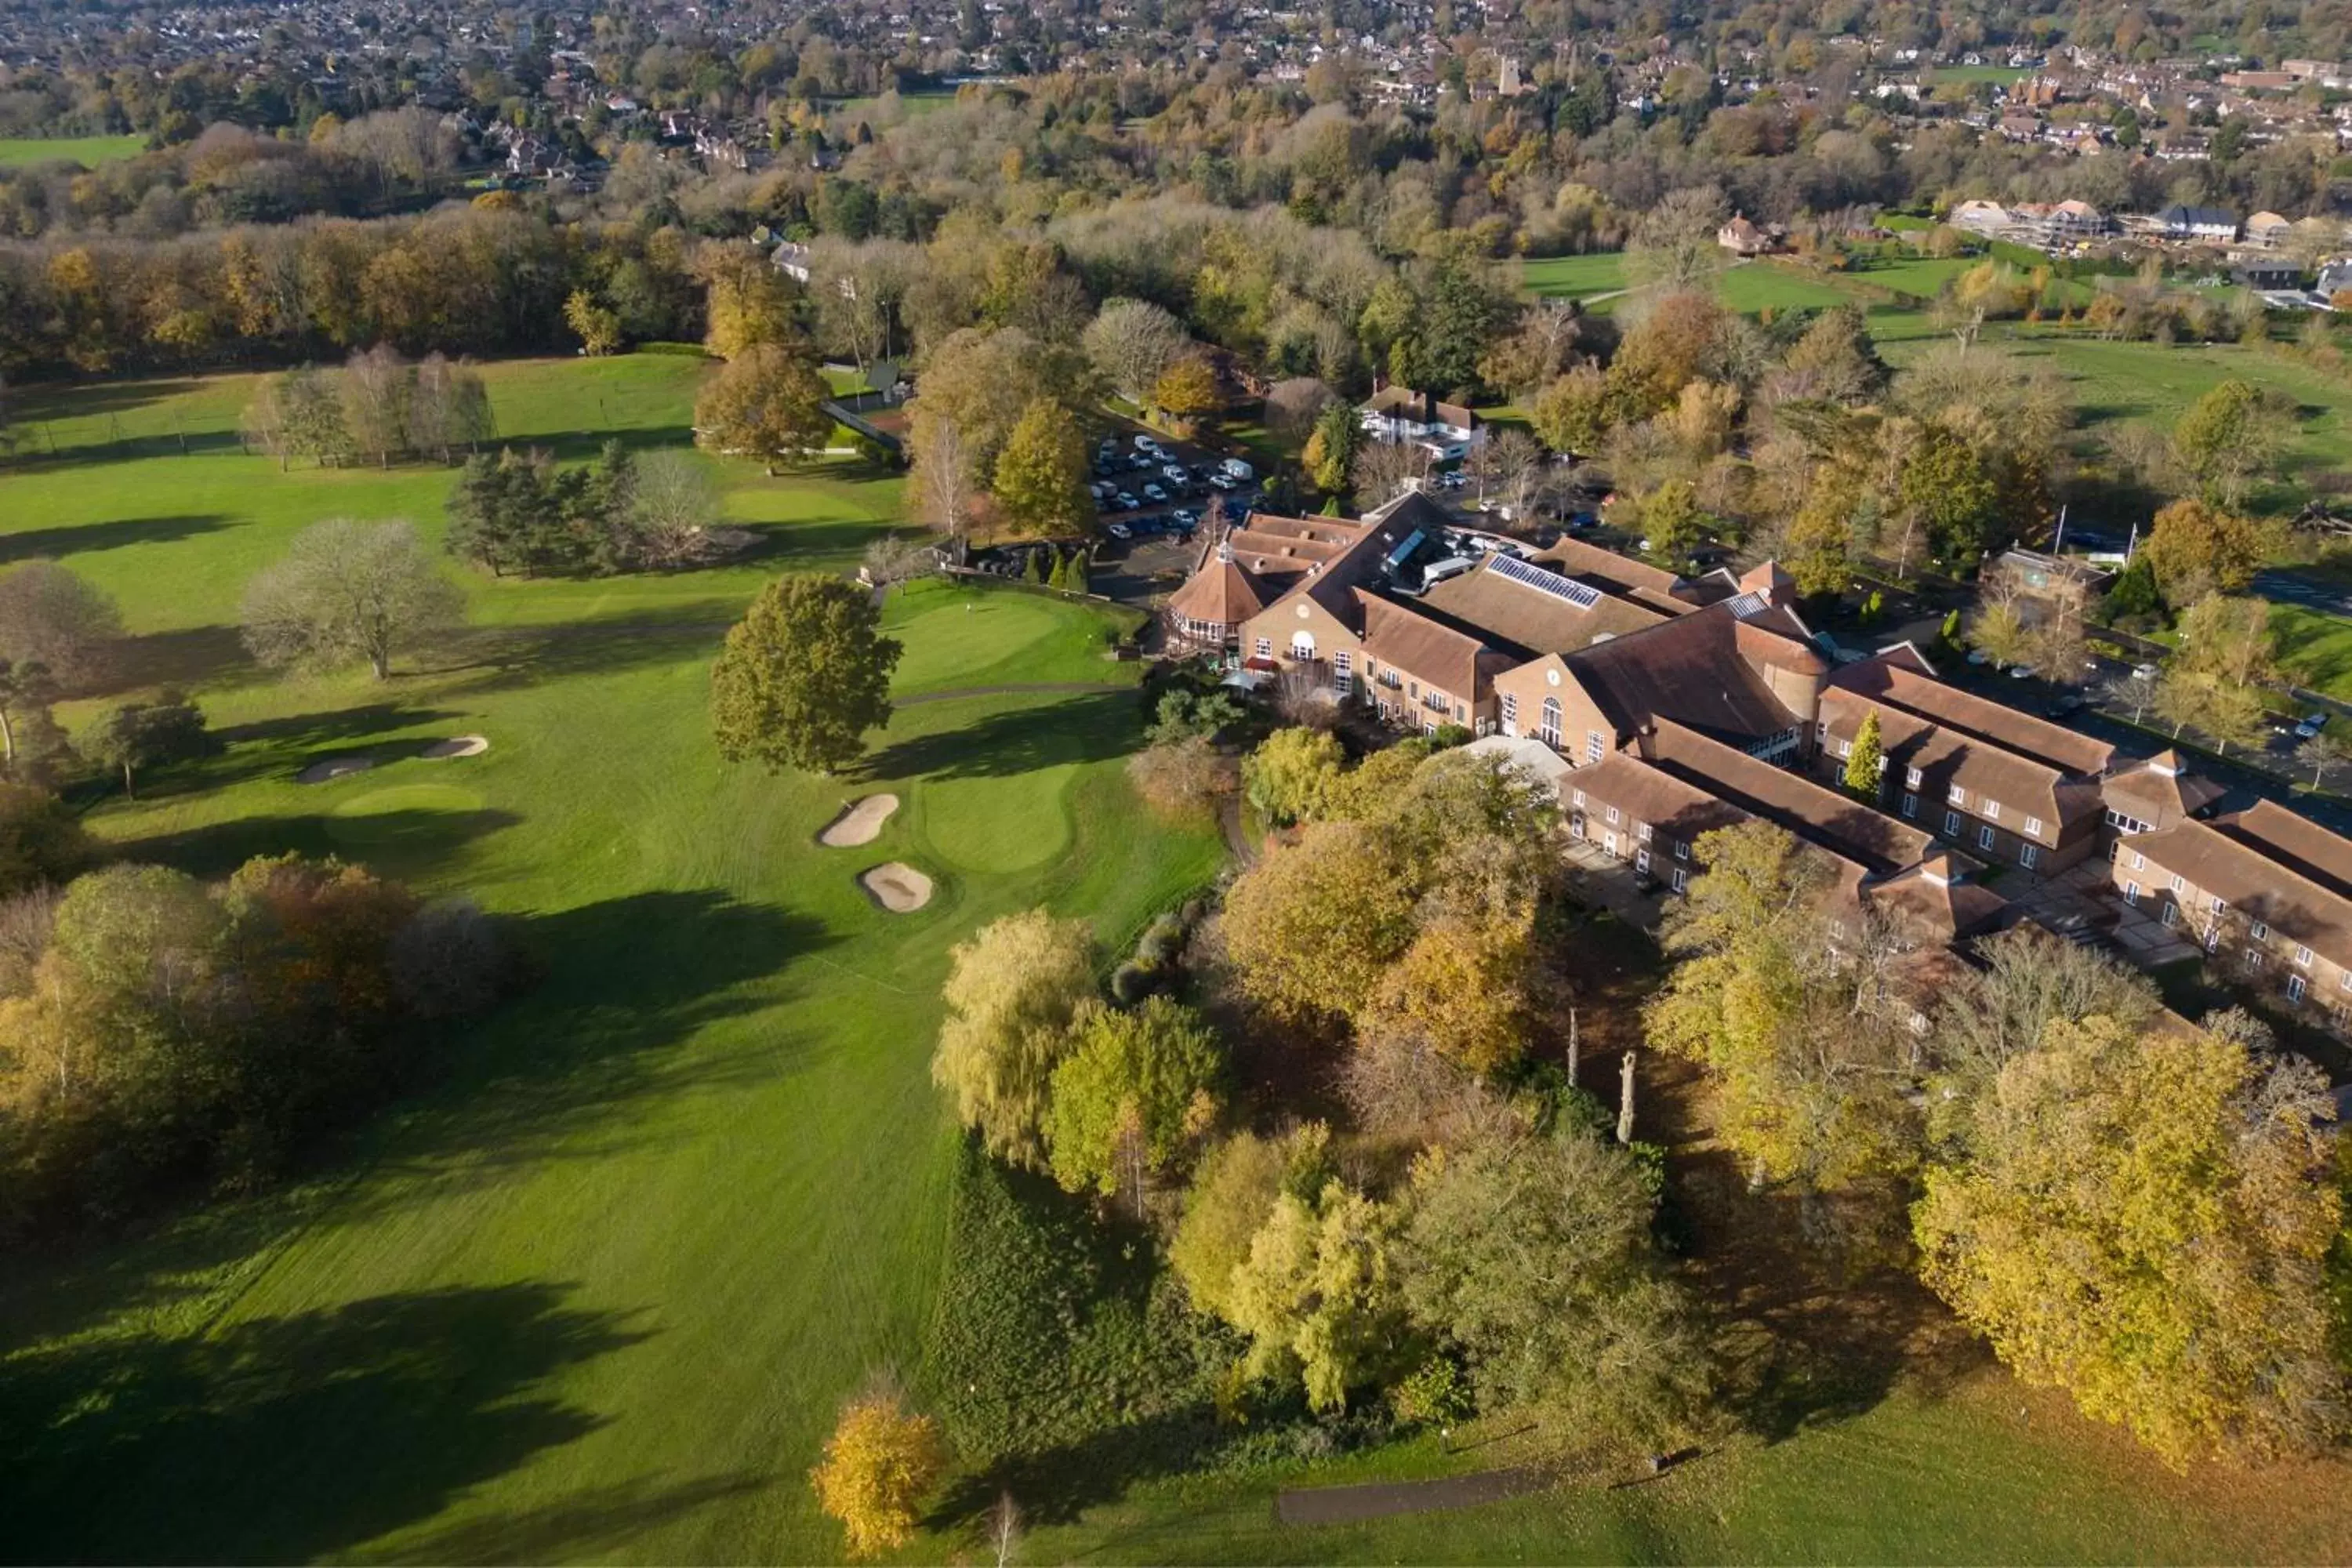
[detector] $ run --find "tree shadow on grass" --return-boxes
[332,891,839,1215]
[103,806,523,883]
[0,513,233,565]
[862,690,1142,782]
[0,1280,650,1565]
[428,614,733,695]
[928,1405,1231,1537]
[370,1471,769,1565]
[98,623,263,698]
[8,376,208,428]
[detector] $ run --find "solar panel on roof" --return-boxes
[1724,590,1769,619]
[1486,551,1602,610]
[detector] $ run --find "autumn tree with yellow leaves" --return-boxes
[810,1389,948,1558]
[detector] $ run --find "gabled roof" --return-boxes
[1529,536,1702,616]
[2214,799,2352,902]
[1820,687,2104,829]
[1167,555,1269,626]
[1357,591,1513,702]
[1419,554,1668,654]
[1828,655,2114,776]
[2101,750,2226,828]
[2123,815,2352,970]
[1563,601,1806,749]
[1641,719,1937,878]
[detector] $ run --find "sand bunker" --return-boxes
[297,757,376,784]
[858,862,934,913]
[419,735,491,760]
[818,793,900,848]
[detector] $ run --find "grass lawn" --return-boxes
[0,364,1222,1563]
[1928,64,2032,84]
[1878,333,2352,495]
[5,360,2350,1565]
[2269,602,2352,701]
[0,132,147,167]
[1519,252,1628,301]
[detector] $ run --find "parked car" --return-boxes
[1965,648,1991,666]
[1161,463,1188,483]
[2132,662,2160,681]
[2008,663,2033,680]
[2296,713,2331,740]
[1105,521,1134,540]
[1114,491,1139,511]
[1171,509,1200,528]
[1221,457,1255,481]
[1133,434,1160,454]
[1208,473,1237,492]
[1142,482,1168,503]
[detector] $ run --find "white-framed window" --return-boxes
[1675,840,1690,861]
[1906,767,1923,789]
[2245,946,2262,967]
[1540,699,1563,748]
[2289,974,2308,1003]
[1500,691,1517,729]
[1978,824,1996,851]
[1947,785,1967,807]
[1332,649,1352,694]
[1984,799,2002,822]
[1637,822,1653,843]
[1570,788,1585,808]
[2124,880,2140,906]
[1585,730,1605,763]
[2211,896,2227,913]
[2170,874,2186,893]
[1253,637,1271,658]
[2252,920,2269,941]
[1901,793,1918,818]
[1603,830,1619,855]
[1636,848,1651,873]
[2105,808,2152,834]
[2161,902,2180,927]
[2024,815,2043,839]
[1605,805,1621,826]
[1671,867,1688,894]
[2297,945,2313,968]
[1837,739,1852,759]
[1815,720,1828,744]
[2020,843,2039,869]
[2338,967,2351,991]
[2131,851,2145,870]
[1944,810,1962,835]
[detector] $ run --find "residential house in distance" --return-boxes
[1950,198,2011,238]
[2246,210,2295,249]
[1359,384,1484,459]
[1716,212,1775,256]
[2156,203,2239,242]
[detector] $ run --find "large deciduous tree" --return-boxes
[1225,1178,1408,1412]
[1081,298,1190,403]
[1915,1013,2344,1466]
[80,691,216,799]
[0,561,122,690]
[241,517,463,680]
[1044,995,1223,1202]
[930,909,1096,1171]
[709,572,901,775]
[809,1390,947,1559]
[694,343,833,471]
[989,397,1092,538]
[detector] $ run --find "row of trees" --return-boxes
[1646,818,2347,1466]
[0,851,515,1240]
[243,345,494,469]
[447,442,726,578]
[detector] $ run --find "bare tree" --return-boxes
[629,450,721,567]
[2107,666,2159,726]
[341,343,412,468]
[1265,376,1338,442]
[407,353,494,463]
[0,561,122,689]
[1351,438,1434,506]
[1081,298,1191,403]
[862,535,935,595]
[1624,185,1729,292]
[913,416,971,539]
[985,1490,1022,1568]
[241,518,465,680]
[1274,662,1341,729]
[2304,727,2348,790]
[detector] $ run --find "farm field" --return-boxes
[1519,251,1628,301]
[0,132,147,167]
[0,359,1223,1563]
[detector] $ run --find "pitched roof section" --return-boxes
[1529,536,1701,617]
[1562,602,1805,748]
[1820,688,2103,833]
[1830,655,2114,776]
[2123,815,2352,970]
[1640,719,1937,877]
[1418,554,1669,655]
[1167,555,1269,626]
[2215,800,2352,902]
[2102,750,2227,829]
[1358,591,1513,702]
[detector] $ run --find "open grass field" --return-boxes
[4,358,2350,1565]
[0,361,1224,1562]
[1927,64,2032,85]
[1519,252,1628,301]
[0,132,147,167]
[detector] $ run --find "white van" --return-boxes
[1221,457,1254,481]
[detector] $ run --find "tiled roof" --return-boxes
[2122,815,2352,970]
[1820,688,2103,835]
[1418,554,1668,655]
[1829,656,2114,776]
[1563,602,1804,749]
[1167,556,1269,626]
[2214,800,2352,902]
[2101,750,2226,827]
[1359,592,1512,702]
[1528,536,1697,616]
[1641,719,1938,877]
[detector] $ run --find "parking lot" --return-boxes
[1088,424,1261,546]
